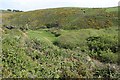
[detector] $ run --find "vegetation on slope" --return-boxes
[53,27,119,63]
[2,26,120,78]
[2,7,120,78]
[2,7,118,30]
[1,29,97,78]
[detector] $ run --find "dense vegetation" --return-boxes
[1,7,120,79]
[54,27,119,63]
[2,7,118,30]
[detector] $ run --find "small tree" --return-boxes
[12,10,23,12]
[46,23,59,28]
[7,9,11,12]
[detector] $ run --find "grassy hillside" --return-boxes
[2,7,118,30]
[105,7,118,12]
[2,7,120,78]
[2,27,120,78]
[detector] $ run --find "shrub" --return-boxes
[86,35,118,63]
[46,22,60,28]
[48,29,61,37]
[99,49,118,63]
[7,9,12,12]
[93,66,120,78]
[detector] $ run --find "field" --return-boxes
[1,7,120,78]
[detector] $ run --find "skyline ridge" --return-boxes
[0,0,119,11]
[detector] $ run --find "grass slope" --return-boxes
[27,30,56,42]
[2,7,118,29]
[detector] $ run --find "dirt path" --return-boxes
[18,30,28,38]
[43,37,51,43]
[18,30,29,47]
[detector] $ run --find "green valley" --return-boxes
[1,7,120,78]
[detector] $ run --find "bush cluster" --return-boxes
[54,28,119,63]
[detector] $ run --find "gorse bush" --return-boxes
[86,35,118,63]
[99,50,118,63]
[93,65,120,78]
[86,36,118,53]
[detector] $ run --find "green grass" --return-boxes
[105,7,118,12]
[27,30,56,42]
[58,26,118,38]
